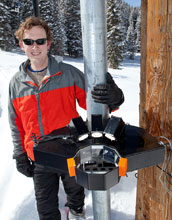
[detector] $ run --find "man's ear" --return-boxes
[47,41,52,50]
[19,41,25,52]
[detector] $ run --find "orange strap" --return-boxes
[118,157,128,176]
[67,158,76,177]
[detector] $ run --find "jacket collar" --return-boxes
[17,55,62,82]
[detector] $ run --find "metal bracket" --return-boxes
[33,116,165,190]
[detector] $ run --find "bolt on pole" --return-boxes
[80,0,111,220]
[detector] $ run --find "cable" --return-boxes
[31,133,72,144]
[156,165,172,185]
[157,136,172,196]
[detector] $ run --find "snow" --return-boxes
[0,50,140,220]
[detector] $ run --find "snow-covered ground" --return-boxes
[0,50,140,220]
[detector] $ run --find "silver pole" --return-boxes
[80,0,108,127]
[80,0,111,219]
[92,190,111,220]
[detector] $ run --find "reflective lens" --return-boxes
[91,131,103,138]
[23,38,47,45]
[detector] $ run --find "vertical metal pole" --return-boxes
[92,190,111,220]
[80,0,109,127]
[32,0,40,17]
[80,0,111,220]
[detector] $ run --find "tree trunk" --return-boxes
[136,0,172,219]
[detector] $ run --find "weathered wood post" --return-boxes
[136,0,172,219]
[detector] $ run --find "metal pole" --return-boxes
[32,0,40,17]
[92,190,111,220]
[80,0,109,127]
[80,0,111,219]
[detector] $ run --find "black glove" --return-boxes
[91,72,124,112]
[13,152,34,177]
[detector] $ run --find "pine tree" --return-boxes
[58,0,67,54]
[51,0,66,56]
[126,7,140,59]
[107,0,124,69]
[64,0,82,58]
[0,0,16,51]
[39,0,66,56]
[20,1,33,21]
[136,10,141,52]
[12,1,33,48]
[120,1,132,56]
[126,22,136,59]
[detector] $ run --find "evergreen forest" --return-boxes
[0,0,141,69]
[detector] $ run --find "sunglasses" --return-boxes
[23,38,47,45]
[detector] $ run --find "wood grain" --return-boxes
[136,0,172,219]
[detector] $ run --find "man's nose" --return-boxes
[32,42,39,47]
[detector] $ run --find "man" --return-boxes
[8,17,124,220]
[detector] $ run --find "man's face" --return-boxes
[19,26,51,65]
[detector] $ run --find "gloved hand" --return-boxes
[13,152,34,177]
[91,72,124,112]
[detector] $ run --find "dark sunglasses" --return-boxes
[23,38,47,45]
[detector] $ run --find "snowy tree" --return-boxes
[0,0,16,51]
[63,0,83,57]
[19,1,32,21]
[11,1,33,48]
[125,7,140,59]
[0,0,141,58]
[39,0,66,56]
[120,2,131,37]
[120,1,132,55]
[136,10,141,52]
[55,0,67,55]
[131,7,140,42]
[48,0,66,56]
[126,22,136,59]
[107,0,124,69]
[3,0,33,49]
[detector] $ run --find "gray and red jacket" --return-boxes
[8,55,86,161]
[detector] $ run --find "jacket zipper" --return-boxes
[25,81,47,137]
[25,73,60,137]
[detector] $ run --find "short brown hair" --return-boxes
[15,17,53,42]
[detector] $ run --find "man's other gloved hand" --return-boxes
[91,72,124,112]
[13,152,34,177]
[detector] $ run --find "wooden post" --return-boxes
[136,0,172,219]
